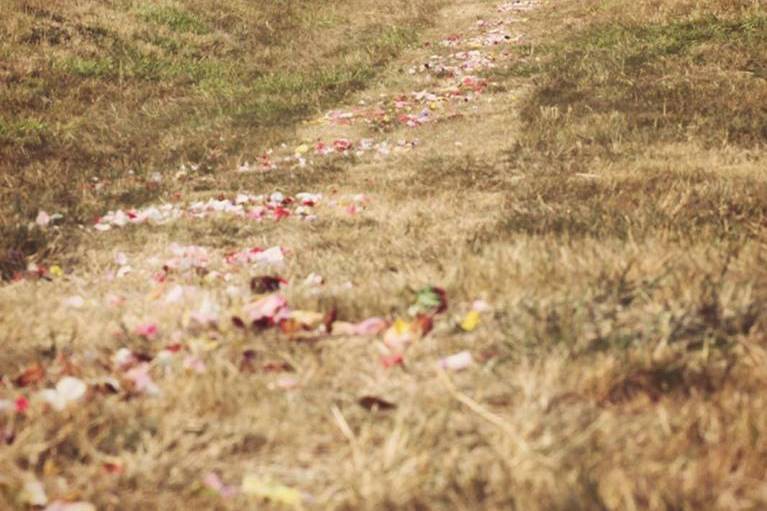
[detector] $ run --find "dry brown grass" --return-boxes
[0,0,436,277]
[2,0,767,509]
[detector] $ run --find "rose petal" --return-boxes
[439,351,473,371]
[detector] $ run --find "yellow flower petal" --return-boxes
[460,310,480,332]
[241,475,303,507]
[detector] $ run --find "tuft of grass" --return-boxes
[138,4,210,35]
[493,170,767,241]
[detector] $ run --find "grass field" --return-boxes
[2,0,767,509]
[0,0,436,277]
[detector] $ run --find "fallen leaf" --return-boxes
[323,307,337,333]
[358,395,397,411]
[412,313,434,337]
[250,275,285,294]
[231,316,246,329]
[239,350,258,373]
[262,360,293,373]
[413,286,448,314]
[278,318,304,335]
[3,423,15,444]
[14,363,46,387]
[102,458,124,475]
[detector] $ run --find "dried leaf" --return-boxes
[358,395,397,411]
[240,350,258,373]
[231,316,246,329]
[412,314,434,337]
[14,363,45,387]
[250,275,286,294]
[323,307,337,333]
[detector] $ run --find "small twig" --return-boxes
[437,367,531,455]
[331,405,362,470]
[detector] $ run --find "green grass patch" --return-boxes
[524,14,767,148]
[58,56,114,77]
[138,4,210,34]
[0,118,50,147]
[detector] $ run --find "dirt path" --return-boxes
[1,2,545,509]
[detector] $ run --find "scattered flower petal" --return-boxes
[439,351,473,371]
[460,310,481,332]
[39,377,87,411]
[36,210,51,227]
[45,501,97,511]
[15,396,30,413]
[203,472,239,498]
[20,478,48,507]
[135,323,159,340]
[241,475,304,507]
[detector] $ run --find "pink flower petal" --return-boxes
[183,355,207,374]
[135,323,158,340]
[125,364,160,395]
[36,210,51,227]
[203,472,239,498]
[247,294,288,323]
[353,317,389,336]
[439,351,473,371]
